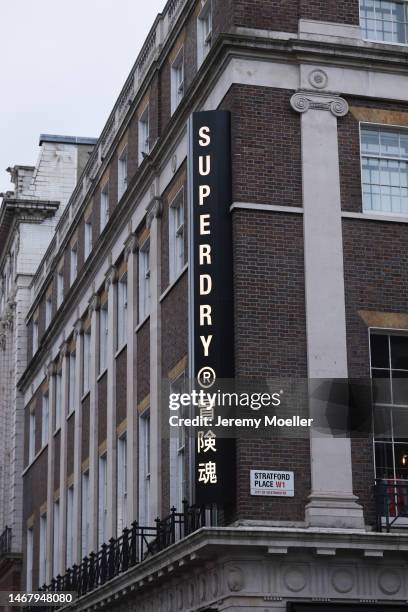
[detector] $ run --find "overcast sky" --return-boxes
[0,0,165,193]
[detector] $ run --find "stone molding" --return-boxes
[290,90,349,117]
[146,196,163,229]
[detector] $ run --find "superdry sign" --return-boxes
[189,110,235,506]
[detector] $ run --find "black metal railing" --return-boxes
[0,526,12,558]
[375,479,408,532]
[40,502,215,600]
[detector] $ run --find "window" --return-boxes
[118,147,128,200]
[98,455,108,547]
[45,295,52,329]
[83,330,91,394]
[361,126,408,215]
[84,220,93,260]
[32,319,39,354]
[26,527,34,591]
[360,0,408,44]
[29,411,36,463]
[170,374,186,512]
[138,106,150,165]
[197,0,212,67]
[117,435,128,535]
[55,370,62,431]
[372,333,408,482]
[68,352,76,413]
[39,513,47,587]
[138,241,150,322]
[70,244,78,286]
[99,303,108,373]
[42,394,49,447]
[117,274,128,350]
[171,48,184,114]
[139,412,150,525]
[53,500,60,578]
[81,471,90,557]
[57,270,64,308]
[169,190,185,282]
[66,486,74,567]
[100,182,110,232]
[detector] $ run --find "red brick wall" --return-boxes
[220,85,302,207]
[233,210,310,521]
[299,0,360,25]
[233,0,299,32]
[161,273,188,377]
[136,321,150,403]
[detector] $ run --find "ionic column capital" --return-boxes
[290,90,349,117]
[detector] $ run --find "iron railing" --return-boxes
[0,526,12,558]
[375,479,408,532]
[40,502,215,601]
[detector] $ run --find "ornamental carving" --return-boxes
[146,196,163,229]
[290,91,349,117]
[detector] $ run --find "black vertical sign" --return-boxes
[190,110,235,506]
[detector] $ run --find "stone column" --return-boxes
[105,264,118,538]
[73,319,84,563]
[58,341,70,569]
[87,293,100,554]
[290,88,364,529]
[147,196,163,522]
[124,233,138,524]
[46,362,56,583]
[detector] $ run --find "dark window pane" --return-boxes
[374,406,393,438]
[372,369,391,404]
[370,334,389,368]
[391,336,408,370]
[392,371,408,406]
[392,406,408,442]
[394,443,408,480]
[375,442,394,479]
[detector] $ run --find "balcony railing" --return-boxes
[375,479,408,532]
[40,503,215,602]
[0,526,12,559]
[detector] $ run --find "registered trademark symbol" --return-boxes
[197,367,216,389]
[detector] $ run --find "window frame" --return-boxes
[57,269,64,308]
[68,351,76,414]
[360,122,408,216]
[98,454,108,547]
[138,240,151,323]
[54,369,62,432]
[138,411,150,526]
[84,219,93,260]
[138,106,150,165]
[70,243,78,286]
[83,329,91,395]
[66,485,74,568]
[117,434,128,535]
[118,146,128,200]
[81,471,90,557]
[99,302,108,374]
[169,188,185,283]
[41,393,49,448]
[100,182,110,233]
[39,512,47,587]
[29,411,36,464]
[171,47,185,114]
[26,526,34,591]
[116,273,128,351]
[197,0,212,68]
[53,499,60,578]
[45,295,52,329]
[360,0,408,46]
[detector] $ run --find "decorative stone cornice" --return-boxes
[46,361,57,379]
[59,340,70,357]
[124,233,138,261]
[104,265,118,291]
[146,196,163,229]
[73,318,84,338]
[290,90,349,117]
[88,293,100,316]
